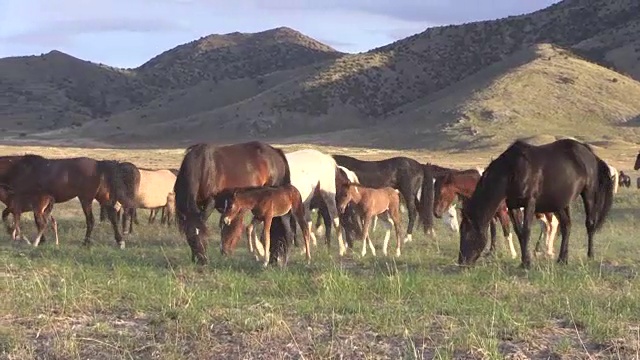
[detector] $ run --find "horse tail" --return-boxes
[96,160,136,209]
[592,158,614,231]
[274,148,291,185]
[418,165,435,234]
[174,144,208,235]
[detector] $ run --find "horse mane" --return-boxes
[184,143,210,156]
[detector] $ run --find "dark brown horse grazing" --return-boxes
[220,184,311,267]
[459,139,614,268]
[332,155,435,244]
[0,155,132,248]
[174,141,291,265]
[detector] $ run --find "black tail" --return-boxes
[174,144,209,235]
[593,158,614,231]
[418,165,435,234]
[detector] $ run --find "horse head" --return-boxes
[457,205,487,266]
[433,173,457,218]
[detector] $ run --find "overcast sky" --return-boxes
[0,0,561,68]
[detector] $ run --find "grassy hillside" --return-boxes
[0,28,342,137]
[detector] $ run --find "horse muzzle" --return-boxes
[222,217,231,225]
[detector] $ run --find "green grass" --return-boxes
[2,189,640,359]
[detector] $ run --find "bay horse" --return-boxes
[332,155,434,244]
[0,184,58,246]
[174,141,291,265]
[220,184,311,267]
[458,139,614,268]
[0,155,131,248]
[337,183,403,257]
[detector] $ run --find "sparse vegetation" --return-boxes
[0,144,639,359]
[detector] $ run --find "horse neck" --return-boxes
[451,173,479,198]
[467,175,507,228]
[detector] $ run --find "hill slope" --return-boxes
[4,0,640,150]
[0,27,342,136]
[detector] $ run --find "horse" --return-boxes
[220,184,311,267]
[634,151,640,170]
[174,141,292,264]
[433,168,517,258]
[608,165,619,194]
[121,167,177,233]
[337,183,403,257]
[443,204,460,233]
[619,170,631,188]
[0,155,132,248]
[284,149,346,254]
[637,177,640,189]
[332,155,434,244]
[458,139,614,268]
[0,184,58,246]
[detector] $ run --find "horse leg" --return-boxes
[498,210,516,259]
[360,215,372,257]
[320,190,346,256]
[262,215,273,267]
[518,201,537,269]
[13,212,27,244]
[507,208,526,266]
[102,203,124,248]
[402,191,418,244]
[581,191,597,259]
[390,204,403,257]
[80,199,98,246]
[2,208,13,235]
[31,201,51,247]
[547,214,559,258]
[292,205,312,264]
[51,216,59,246]
[488,218,497,256]
[379,212,392,256]
[556,207,572,264]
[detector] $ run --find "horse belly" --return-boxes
[137,171,175,208]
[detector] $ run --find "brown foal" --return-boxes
[337,183,403,257]
[221,184,311,266]
[0,186,58,246]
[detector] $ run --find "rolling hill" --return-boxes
[2,0,640,150]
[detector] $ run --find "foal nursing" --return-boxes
[337,183,403,257]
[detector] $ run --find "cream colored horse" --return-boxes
[122,169,176,234]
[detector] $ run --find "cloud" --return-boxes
[2,18,185,46]
[255,0,561,25]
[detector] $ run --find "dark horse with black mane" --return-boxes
[0,154,131,247]
[459,139,614,268]
[634,151,640,170]
[174,141,292,265]
[332,155,435,243]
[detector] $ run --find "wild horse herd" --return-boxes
[0,138,638,270]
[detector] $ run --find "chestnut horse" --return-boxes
[0,184,58,246]
[337,183,403,257]
[220,184,311,266]
[174,141,292,264]
[433,168,517,258]
[0,155,131,248]
[459,139,614,268]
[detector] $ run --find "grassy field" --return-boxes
[1,144,640,359]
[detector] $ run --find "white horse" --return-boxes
[285,149,346,255]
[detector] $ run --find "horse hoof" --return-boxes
[119,242,126,249]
